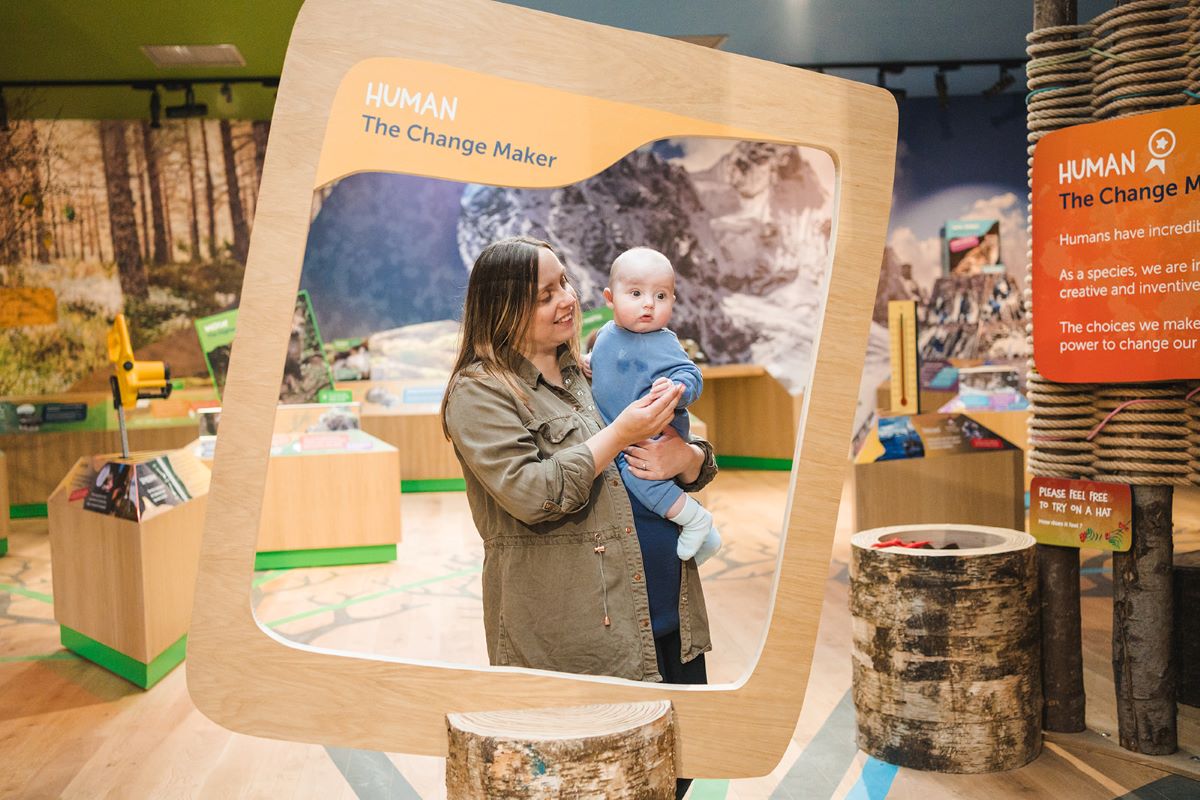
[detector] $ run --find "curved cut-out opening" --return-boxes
[249,135,839,691]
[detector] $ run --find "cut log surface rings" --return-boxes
[446,701,676,799]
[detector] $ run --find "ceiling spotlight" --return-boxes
[219,82,233,103]
[149,88,162,128]
[983,66,1016,97]
[165,85,208,119]
[935,70,950,109]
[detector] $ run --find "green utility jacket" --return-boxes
[444,348,716,682]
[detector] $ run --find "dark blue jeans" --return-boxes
[654,629,708,799]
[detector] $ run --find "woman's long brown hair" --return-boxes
[441,236,580,437]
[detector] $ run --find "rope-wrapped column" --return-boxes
[1189,385,1200,483]
[1090,0,1194,119]
[1085,0,1195,755]
[1025,15,1097,734]
[1188,0,1200,101]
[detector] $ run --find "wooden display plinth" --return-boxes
[360,411,463,489]
[853,450,1024,531]
[0,449,8,555]
[198,429,402,568]
[689,364,801,466]
[0,425,199,511]
[344,379,464,489]
[446,702,676,798]
[853,415,1024,531]
[47,448,210,688]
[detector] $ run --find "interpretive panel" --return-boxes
[1032,105,1200,382]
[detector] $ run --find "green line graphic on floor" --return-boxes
[0,582,53,604]
[264,565,482,628]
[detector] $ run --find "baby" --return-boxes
[589,247,722,564]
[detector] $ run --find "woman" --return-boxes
[441,235,718,685]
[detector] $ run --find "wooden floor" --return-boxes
[2,473,1200,798]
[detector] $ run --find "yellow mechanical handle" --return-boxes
[107,313,171,409]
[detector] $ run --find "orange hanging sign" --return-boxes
[1031,105,1200,383]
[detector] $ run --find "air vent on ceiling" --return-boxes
[141,44,246,68]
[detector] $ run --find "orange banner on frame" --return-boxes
[314,57,782,189]
[1031,105,1200,383]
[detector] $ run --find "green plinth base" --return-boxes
[10,503,48,519]
[0,538,7,557]
[254,543,397,570]
[401,478,466,493]
[60,625,186,689]
[715,455,793,471]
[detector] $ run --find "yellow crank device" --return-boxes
[107,313,172,457]
[887,299,920,415]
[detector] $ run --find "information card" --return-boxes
[1032,105,1200,382]
[1030,476,1131,552]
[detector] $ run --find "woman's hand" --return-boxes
[624,425,705,483]
[610,383,683,446]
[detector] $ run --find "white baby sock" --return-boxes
[694,528,722,566]
[669,496,721,564]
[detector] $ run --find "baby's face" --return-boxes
[606,261,675,333]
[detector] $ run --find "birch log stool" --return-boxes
[446,701,676,798]
[851,525,1041,773]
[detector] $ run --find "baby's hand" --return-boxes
[581,353,593,379]
[648,377,674,397]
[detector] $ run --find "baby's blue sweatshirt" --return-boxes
[589,321,702,434]
[591,320,705,637]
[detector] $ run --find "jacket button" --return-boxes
[543,501,554,511]
[633,572,642,581]
[611,478,620,487]
[640,619,649,628]
[625,526,632,534]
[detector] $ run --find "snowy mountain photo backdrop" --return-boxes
[301,139,836,393]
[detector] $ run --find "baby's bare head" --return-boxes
[606,248,677,333]
[610,247,675,292]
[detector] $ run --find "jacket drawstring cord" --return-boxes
[594,534,611,627]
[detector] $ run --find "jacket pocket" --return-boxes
[494,534,642,679]
[526,414,580,452]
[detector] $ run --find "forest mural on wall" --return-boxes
[0,118,267,394]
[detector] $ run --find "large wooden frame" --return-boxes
[188,0,896,778]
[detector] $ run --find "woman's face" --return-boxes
[523,248,578,357]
